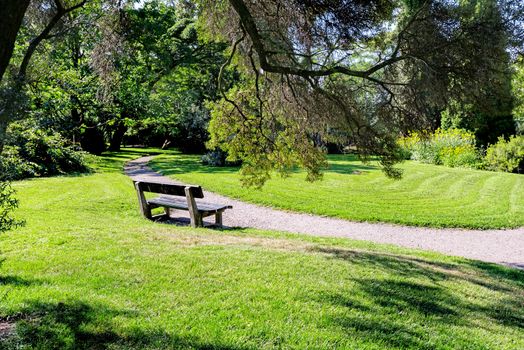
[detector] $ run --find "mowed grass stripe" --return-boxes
[151,153,524,229]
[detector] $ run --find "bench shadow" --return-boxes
[2,301,250,349]
[152,215,243,231]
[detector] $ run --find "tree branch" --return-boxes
[228,0,409,80]
[18,0,87,81]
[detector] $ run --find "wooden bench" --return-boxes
[133,181,232,228]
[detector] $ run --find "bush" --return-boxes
[201,149,240,167]
[399,128,482,168]
[1,125,91,181]
[484,135,524,173]
[0,182,21,233]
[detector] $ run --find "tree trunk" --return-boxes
[0,114,9,154]
[0,0,30,83]
[108,122,127,151]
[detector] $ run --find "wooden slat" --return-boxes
[148,197,189,210]
[149,196,232,212]
[135,181,204,198]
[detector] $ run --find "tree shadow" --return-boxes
[308,246,524,348]
[326,162,378,175]
[312,246,524,291]
[0,275,36,287]
[0,259,43,288]
[152,156,381,180]
[152,157,240,176]
[2,301,251,349]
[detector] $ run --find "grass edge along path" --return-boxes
[150,153,524,229]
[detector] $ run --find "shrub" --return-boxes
[0,182,21,233]
[1,125,91,181]
[399,128,482,168]
[484,135,524,173]
[201,149,241,167]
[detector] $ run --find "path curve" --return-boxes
[125,156,524,269]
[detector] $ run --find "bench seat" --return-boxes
[148,196,232,213]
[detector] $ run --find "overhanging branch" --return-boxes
[228,0,409,80]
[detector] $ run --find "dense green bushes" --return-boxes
[0,125,90,181]
[400,129,524,174]
[484,135,524,173]
[399,128,482,169]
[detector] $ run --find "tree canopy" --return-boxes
[0,0,523,189]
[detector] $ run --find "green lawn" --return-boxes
[150,153,524,229]
[0,149,523,349]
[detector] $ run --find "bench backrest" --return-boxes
[134,181,204,198]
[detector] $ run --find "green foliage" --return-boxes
[484,135,524,173]
[0,181,20,233]
[399,128,482,169]
[207,84,328,188]
[1,123,90,180]
[513,60,524,134]
[92,1,232,152]
[439,0,516,145]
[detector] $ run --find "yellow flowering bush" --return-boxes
[399,128,482,168]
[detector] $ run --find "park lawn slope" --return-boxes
[0,149,522,349]
[150,153,524,229]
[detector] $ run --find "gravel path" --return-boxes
[125,156,524,269]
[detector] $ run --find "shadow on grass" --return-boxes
[153,157,240,176]
[151,215,244,232]
[326,162,378,175]
[310,246,524,348]
[0,275,36,287]
[3,301,250,350]
[152,155,379,178]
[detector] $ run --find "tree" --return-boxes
[0,0,30,82]
[0,0,87,153]
[440,0,516,145]
[1,0,87,233]
[201,0,524,185]
[91,1,230,151]
[513,58,524,134]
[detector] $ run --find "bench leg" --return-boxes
[190,213,203,228]
[135,182,152,219]
[164,207,171,218]
[215,212,223,227]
